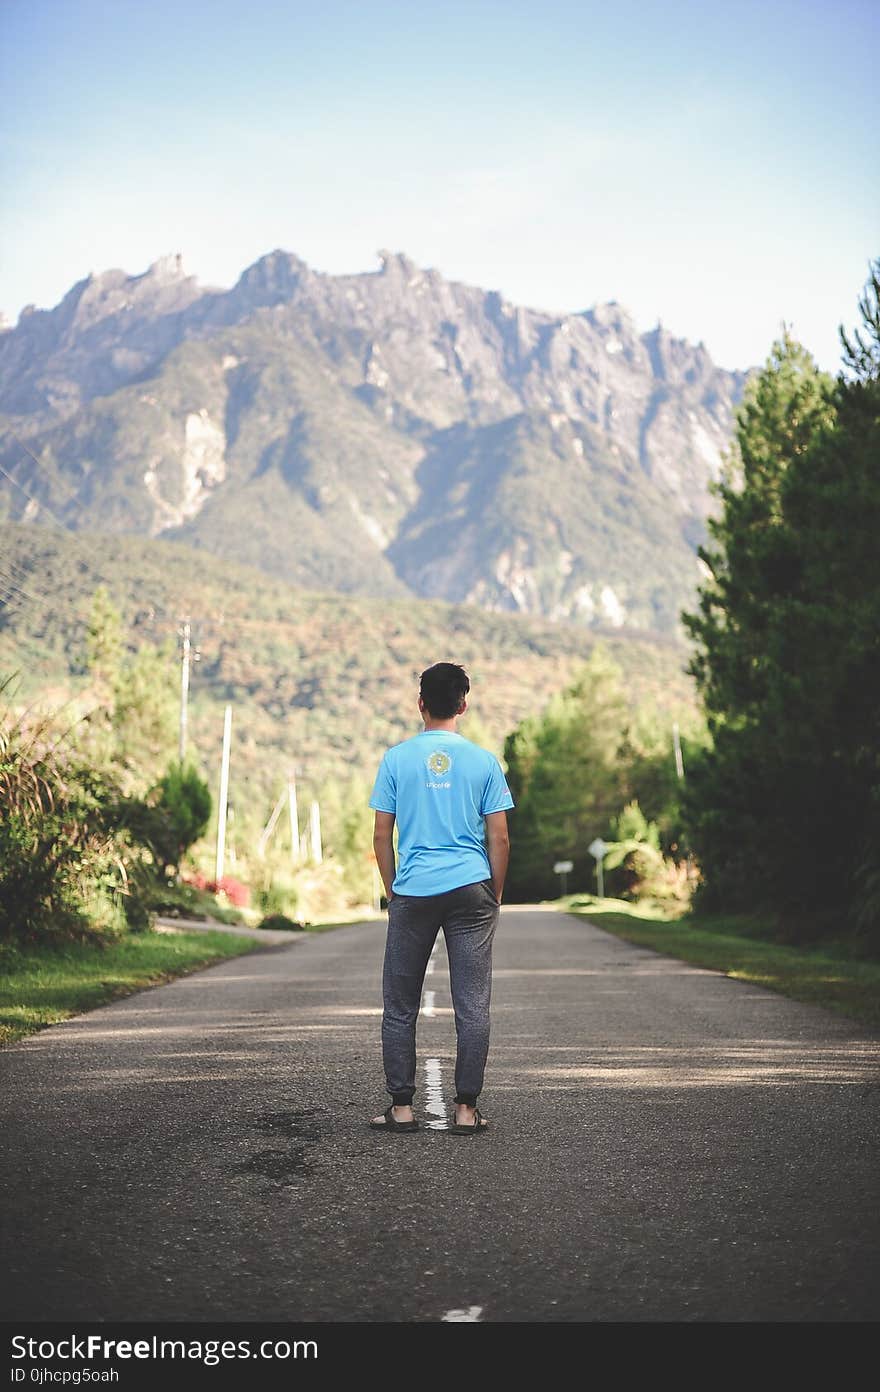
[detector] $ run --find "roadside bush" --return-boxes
[180,870,250,908]
[153,875,245,924]
[116,761,212,876]
[257,913,307,932]
[213,875,250,907]
[0,678,143,943]
[255,864,299,918]
[604,800,693,904]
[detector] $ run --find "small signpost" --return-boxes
[553,859,574,896]
[588,837,608,898]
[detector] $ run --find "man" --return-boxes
[368,662,514,1136]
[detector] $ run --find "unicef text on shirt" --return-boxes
[425,780,452,789]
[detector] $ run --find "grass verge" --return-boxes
[564,896,880,1032]
[0,930,266,1047]
[301,915,382,932]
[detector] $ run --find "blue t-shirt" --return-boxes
[369,730,515,896]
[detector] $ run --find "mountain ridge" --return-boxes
[0,248,752,634]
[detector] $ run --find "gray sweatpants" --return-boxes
[381,878,500,1107]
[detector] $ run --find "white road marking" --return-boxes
[422,940,448,1129]
[425,938,440,976]
[442,1306,483,1322]
[423,1056,448,1129]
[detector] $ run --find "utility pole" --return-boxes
[673,722,685,780]
[288,771,300,864]
[178,620,191,764]
[309,800,322,864]
[215,704,232,882]
[258,786,287,858]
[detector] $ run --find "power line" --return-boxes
[0,546,342,639]
[0,552,47,591]
[0,560,78,614]
[1,446,323,638]
[0,579,60,618]
[2,437,398,640]
[2,428,84,510]
[0,552,109,611]
[0,561,178,632]
[0,572,100,627]
[0,460,73,535]
[0,547,132,625]
[0,563,57,611]
[0,453,349,641]
[0,551,94,611]
[0,448,184,626]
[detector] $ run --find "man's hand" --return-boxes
[485,810,510,904]
[373,810,397,902]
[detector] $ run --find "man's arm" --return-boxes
[372,811,397,900]
[485,811,510,904]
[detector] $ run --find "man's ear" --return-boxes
[459,697,468,715]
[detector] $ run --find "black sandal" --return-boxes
[368,1105,419,1133]
[450,1106,489,1135]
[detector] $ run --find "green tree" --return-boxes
[320,773,375,904]
[619,704,707,860]
[603,799,674,902]
[612,799,660,850]
[85,586,124,694]
[76,589,177,791]
[110,638,178,786]
[504,647,631,899]
[152,761,212,873]
[685,330,837,724]
[682,263,880,943]
[776,261,880,939]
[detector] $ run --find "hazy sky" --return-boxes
[2,0,877,372]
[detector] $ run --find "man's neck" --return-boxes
[422,718,459,733]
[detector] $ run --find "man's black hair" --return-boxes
[420,662,470,719]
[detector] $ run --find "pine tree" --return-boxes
[777,260,880,939]
[85,586,124,697]
[685,330,837,723]
[682,263,880,942]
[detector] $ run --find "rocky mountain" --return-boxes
[0,250,752,634]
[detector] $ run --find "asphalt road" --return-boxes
[2,907,879,1323]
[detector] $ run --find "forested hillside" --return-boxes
[0,522,696,847]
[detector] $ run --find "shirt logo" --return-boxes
[426,750,452,776]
